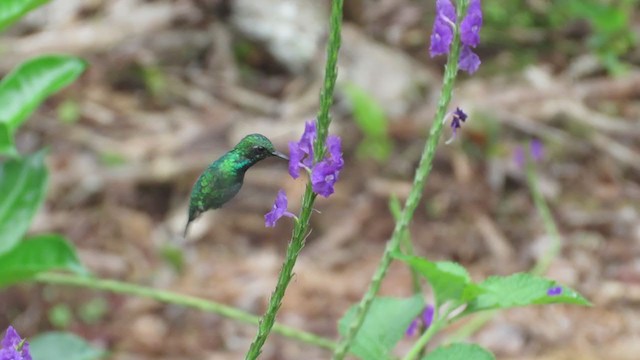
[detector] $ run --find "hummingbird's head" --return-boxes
[235,133,288,162]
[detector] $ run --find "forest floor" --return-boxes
[1,1,640,359]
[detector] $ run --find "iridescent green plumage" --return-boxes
[184,134,287,237]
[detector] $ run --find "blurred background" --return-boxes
[1,0,640,359]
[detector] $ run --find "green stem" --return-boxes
[34,272,336,350]
[244,1,343,358]
[332,5,466,358]
[527,164,561,276]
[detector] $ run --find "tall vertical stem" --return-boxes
[244,1,344,358]
[331,2,468,357]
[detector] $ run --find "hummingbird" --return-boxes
[184,133,288,237]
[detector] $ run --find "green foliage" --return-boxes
[48,303,73,329]
[0,151,48,255]
[483,0,636,74]
[553,0,636,74]
[463,273,590,315]
[338,295,424,360]
[0,55,86,155]
[0,234,85,287]
[342,83,392,162]
[0,0,49,31]
[78,297,109,325]
[422,343,495,360]
[395,254,589,319]
[57,99,81,124]
[393,254,483,306]
[30,331,106,360]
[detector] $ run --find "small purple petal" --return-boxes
[422,305,435,329]
[513,146,526,169]
[300,120,317,167]
[460,0,483,47]
[446,107,469,144]
[311,160,340,197]
[326,135,344,169]
[459,45,481,74]
[547,286,563,296]
[405,319,420,337]
[288,141,304,179]
[530,139,544,162]
[453,107,468,122]
[429,0,456,57]
[265,189,290,227]
[1,326,31,360]
[1,327,21,349]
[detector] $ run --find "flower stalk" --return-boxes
[244,0,344,358]
[332,1,472,358]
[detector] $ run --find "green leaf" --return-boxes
[464,273,591,314]
[0,150,48,255]
[394,254,483,306]
[30,331,106,360]
[0,123,18,157]
[342,83,393,161]
[0,55,86,133]
[423,343,495,360]
[0,234,86,287]
[338,295,424,360]
[0,0,49,31]
[343,83,388,138]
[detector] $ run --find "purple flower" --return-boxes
[547,286,563,296]
[264,189,295,227]
[288,120,317,178]
[445,107,468,144]
[429,0,457,57]
[288,119,345,198]
[530,139,544,162]
[458,45,481,74]
[405,305,435,337]
[311,161,340,197]
[310,135,344,197]
[0,326,32,360]
[460,0,483,47]
[429,0,483,74]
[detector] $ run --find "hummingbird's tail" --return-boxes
[183,220,191,238]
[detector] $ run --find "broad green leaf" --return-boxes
[0,234,86,287]
[464,273,591,314]
[0,123,18,157]
[0,150,48,254]
[338,295,424,360]
[0,0,49,31]
[394,254,483,306]
[30,331,106,360]
[423,343,495,360]
[0,55,86,133]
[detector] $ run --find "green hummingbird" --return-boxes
[184,133,288,237]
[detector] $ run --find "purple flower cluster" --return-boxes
[405,305,435,337]
[288,120,344,197]
[430,0,483,74]
[265,119,344,227]
[0,326,31,360]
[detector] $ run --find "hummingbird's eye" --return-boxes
[252,145,268,155]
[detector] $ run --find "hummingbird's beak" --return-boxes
[271,150,289,160]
